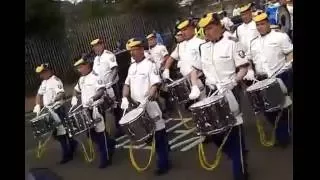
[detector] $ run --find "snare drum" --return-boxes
[64,108,95,138]
[246,78,285,113]
[189,95,236,136]
[167,77,191,104]
[119,108,155,143]
[30,113,56,138]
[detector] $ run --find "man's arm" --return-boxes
[122,84,130,98]
[92,87,106,101]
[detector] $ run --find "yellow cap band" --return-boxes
[126,39,142,50]
[146,33,155,39]
[74,58,86,67]
[177,20,190,30]
[198,13,214,28]
[240,3,252,13]
[35,65,45,73]
[90,39,101,46]
[253,12,268,22]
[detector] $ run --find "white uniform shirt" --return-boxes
[125,57,165,131]
[193,36,248,87]
[287,4,293,30]
[234,20,260,53]
[74,72,105,108]
[221,17,234,31]
[223,30,233,38]
[38,75,64,106]
[37,75,66,135]
[93,50,119,86]
[193,36,249,125]
[170,35,205,76]
[248,30,293,77]
[149,44,169,70]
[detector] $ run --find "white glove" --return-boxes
[243,69,256,81]
[71,96,78,106]
[189,85,201,100]
[162,69,170,79]
[120,97,129,110]
[33,104,41,115]
[86,98,94,107]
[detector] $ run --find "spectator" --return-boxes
[152,30,164,45]
[233,4,241,16]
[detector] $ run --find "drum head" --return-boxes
[189,95,224,109]
[247,78,277,92]
[167,77,187,88]
[30,113,49,123]
[119,108,144,125]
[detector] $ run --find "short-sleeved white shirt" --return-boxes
[193,36,249,86]
[170,35,205,76]
[93,50,119,86]
[234,20,260,53]
[38,75,64,106]
[248,30,293,77]
[74,72,105,107]
[149,44,169,70]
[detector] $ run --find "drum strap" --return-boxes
[129,135,156,172]
[256,110,283,147]
[35,133,53,159]
[198,127,233,170]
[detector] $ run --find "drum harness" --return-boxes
[34,102,62,159]
[195,90,235,170]
[123,98,156,172]
[251,61,292,147]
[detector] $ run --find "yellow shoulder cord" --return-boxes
[129,135,156,172]
[177,108,194,129]
[256,110,283,147]
[198,126,233,171]
[35,133,53,159]
[80,130,95,163]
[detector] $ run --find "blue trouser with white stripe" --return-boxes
[264,68,293,145]
[155,129,170,170]
[211,125,248,180]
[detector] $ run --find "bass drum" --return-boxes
[278,5,291,35]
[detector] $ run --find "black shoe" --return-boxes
[154,168,169,176]
[59,156,72,165]
[99,160,112,169]
[275,139,291,149]
[235,173,249,180]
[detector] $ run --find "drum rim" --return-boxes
[30,113,50,122]
[189,95,224,109]
[246,78,278,92]
[119,108,145,125]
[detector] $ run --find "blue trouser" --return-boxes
[264,68,293,145]
[53,106,77,161]
[155,129,170,170]
[211,125,248,180]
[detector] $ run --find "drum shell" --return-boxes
[189,97,236,136]
[65,109,95,138]
[30,113,56,138]
[167,78,191,104]
[120,110,155,143]
[247,80,285,113]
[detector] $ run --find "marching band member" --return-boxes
[162,17,206,102]
[146,33,170,72]
[234,3,260,53]
[189,13,250,180]
[89,38,123,138]
[72,57,114,168]
[33,63,77,164]
[121,38,171,175]
[246,12,293,148]
[219,10,234,31]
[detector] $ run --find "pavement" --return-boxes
[25,91,292,180]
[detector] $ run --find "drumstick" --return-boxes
[122,108,127,117]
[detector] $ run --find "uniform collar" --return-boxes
[185,35,197,42]
[211,35,224,43]
[260,29,272,37]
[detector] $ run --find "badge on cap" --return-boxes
[238,50,246,58]
[98,80,103,85]
[58,84,62,89]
